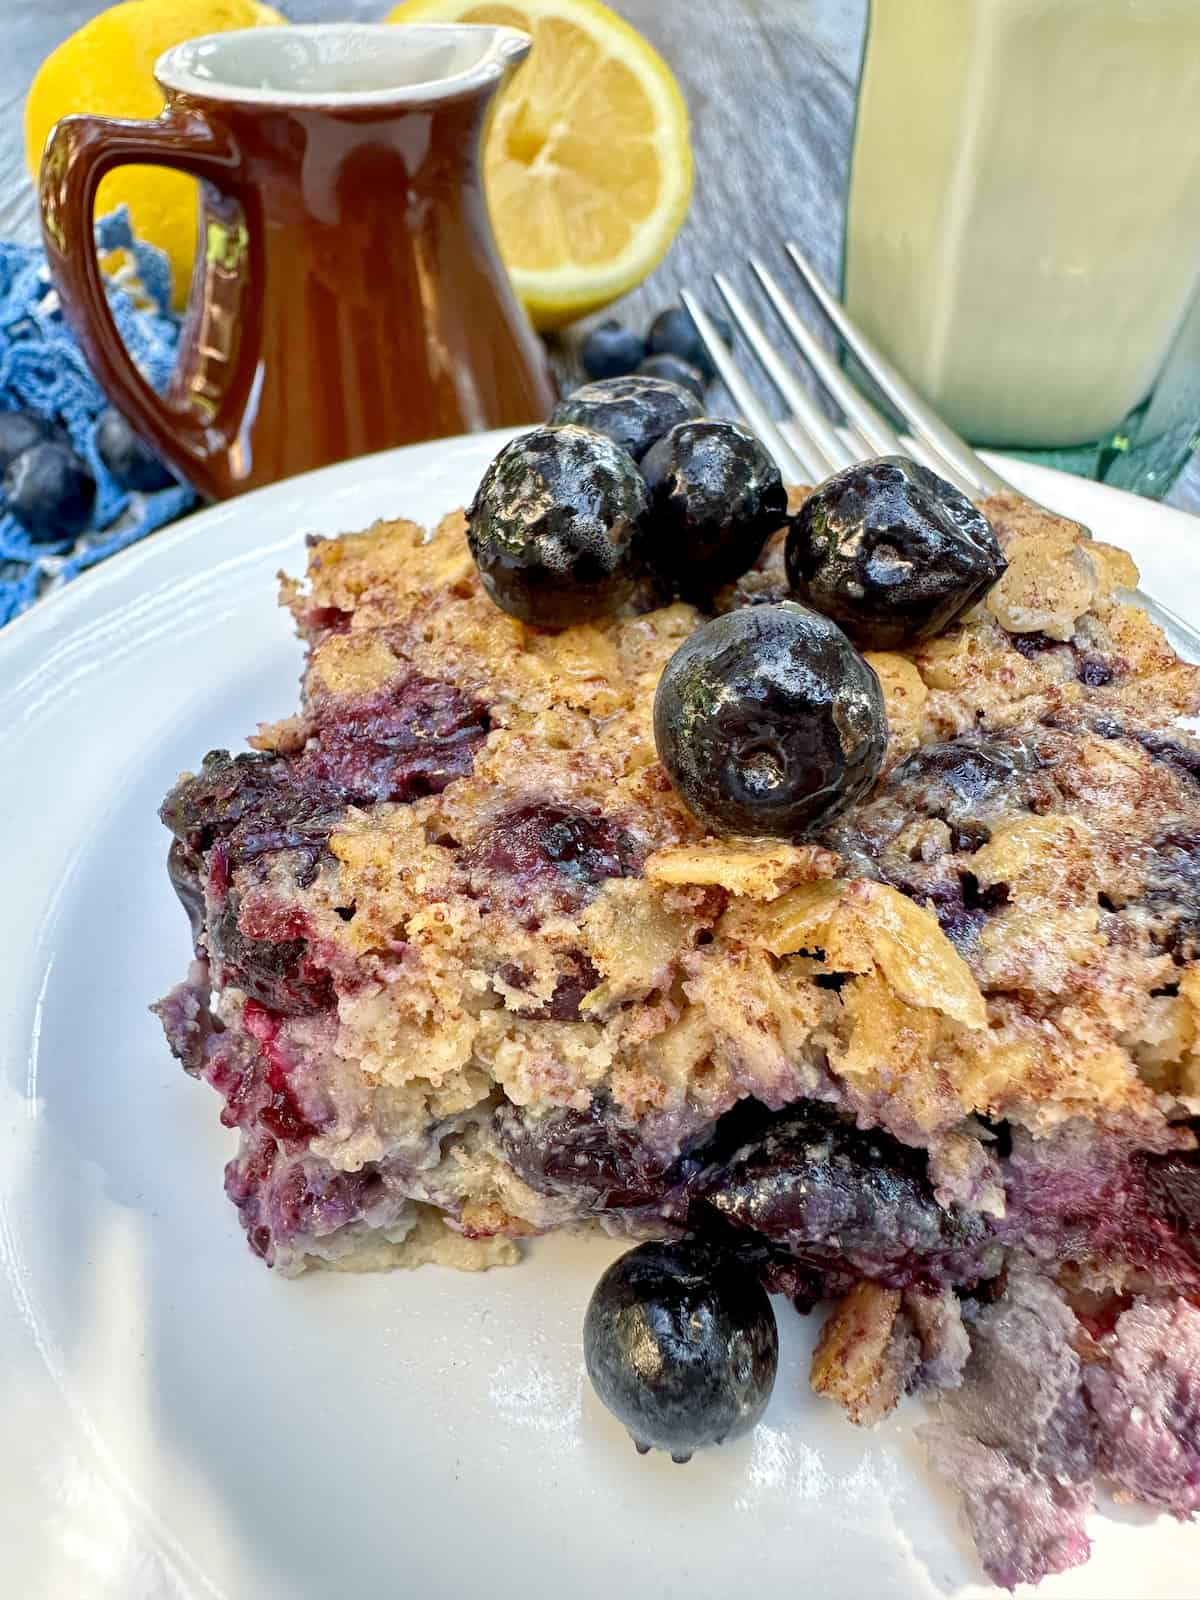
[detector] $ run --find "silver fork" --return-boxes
[680,248,1200,660]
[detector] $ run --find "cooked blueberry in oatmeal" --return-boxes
[786,455,1006,648]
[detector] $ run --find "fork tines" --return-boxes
[685,247,1006,500]
[683,248,1200,658]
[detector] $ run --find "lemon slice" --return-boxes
[25,0,287,309]
[389,0,692,328]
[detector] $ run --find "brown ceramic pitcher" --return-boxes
[38,23,555,500]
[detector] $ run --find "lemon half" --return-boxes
[25,0,286,309]
[389,0,693,328]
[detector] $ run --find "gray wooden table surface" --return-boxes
[4,0,1197,514]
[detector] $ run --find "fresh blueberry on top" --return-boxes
[96,406,176,492]
[647,305,732,381]
[786,455,1006,650]
[583,1238,778,1462]
[467,424,648,627]
[0,409,65,472]
[640,419,787,601]
[580,319,647,382]
[550,374,703,462]
[3,439,96,543]
[654,602,887,837]
[636,352,705,399]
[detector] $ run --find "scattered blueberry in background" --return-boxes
[96,406,176,493]
[654,601,888,837]
[3,439,97,543]
[647,305,732,382]
[0,409,65,472]
[786,455,1007,649]
[580,319,647,382]
[467,423,648,627]
[584,1238,779,1463]
[640,418,787,600]
[636,351,705,399]
[0,210,197,629]
[570,301,734,400]
[551,373,704,462]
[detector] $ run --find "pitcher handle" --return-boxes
[39,109,255,501]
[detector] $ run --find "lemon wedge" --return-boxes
[389,0,693,328]
[25,0,287,309]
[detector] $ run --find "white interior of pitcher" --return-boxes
[156,22,531,107]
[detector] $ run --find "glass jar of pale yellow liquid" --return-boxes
[844,0,1200,497]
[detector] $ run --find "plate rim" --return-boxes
[4,431,1200,1600]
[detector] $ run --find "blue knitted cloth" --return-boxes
[0,208,196,627]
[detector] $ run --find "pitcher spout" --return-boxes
[479,25,534,79]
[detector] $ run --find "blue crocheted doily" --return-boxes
[0,207,196,627]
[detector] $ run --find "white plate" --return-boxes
[3,433,1199,1600]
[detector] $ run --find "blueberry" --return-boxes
[888,738,1025,817]
[166,838,207,945]
[647,306,732,382]
[497,1099,678,1211]
[467,424,648,627]
[3,440,96,543]
[550,375,703,462]
[96,406,175,492]
[1142,1149,1200,1235]
[654,602,887,837]
[694,1101,991,1280]
[786,455,1006,649]
[208,894,335,1017]
[470,801,642,894]
[580,320,647,382]
[640,419,787,600]
[584,1238,778,1461]
[636,352,705,399]
[0,409,65,472]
